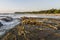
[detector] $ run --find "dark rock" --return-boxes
[1,17,13,22]
[0,22,3,27]
[57,27,60,30]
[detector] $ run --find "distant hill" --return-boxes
[15,9,60,14]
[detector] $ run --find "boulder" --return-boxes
[0,22,3,27]
[1,17,13,22]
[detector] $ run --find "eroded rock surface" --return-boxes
[1,17,60,40]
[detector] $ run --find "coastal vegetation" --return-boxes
[15,9,60,14]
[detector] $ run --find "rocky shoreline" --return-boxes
[1,17,60,40]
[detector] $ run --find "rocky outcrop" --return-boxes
[1,17,60,40]
[0,22,3,27]
[1,17,13,22]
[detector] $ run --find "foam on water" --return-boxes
[0,19,20,36]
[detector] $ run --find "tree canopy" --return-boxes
[15,9,60,14]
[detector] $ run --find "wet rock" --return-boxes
[0,22,3,27]
[1,17,13,22]
[57,26,60,30]
[2,17,60,40]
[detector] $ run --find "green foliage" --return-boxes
[15,9,60,14]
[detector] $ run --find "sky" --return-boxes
[0,0,60,13]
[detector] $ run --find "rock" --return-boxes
[1,17,13,22]
[0,22,3,27]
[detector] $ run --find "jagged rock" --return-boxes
[1,17,60,40]
[1,17,13,22]
[0,22,3,27]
